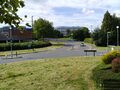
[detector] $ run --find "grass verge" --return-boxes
[0,56,100,90]
[85,43,119,52]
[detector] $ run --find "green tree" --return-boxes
[92,11,120,46]
[82,27,90,38]
[0,0,24,27]
[66,29,71,37]
[110,14,120,45]
[72,27,90,41]
[33,18,54,39]
[101,11,113,31]
[91,27,101,41]
[53,30,63,38]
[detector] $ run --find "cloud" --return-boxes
[111,10,120,17]
[82,8,95,15]
[1,0,120,29]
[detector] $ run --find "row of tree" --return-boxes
[92,11,120,46]
[33,11,120,46]
[2,1,117,45]
[0,0,91,41]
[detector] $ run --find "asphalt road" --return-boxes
[0,41,105,64]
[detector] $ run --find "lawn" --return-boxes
[0,56,101,90]
[95,46,120,52]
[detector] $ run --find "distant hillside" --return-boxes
[55,26,81,31]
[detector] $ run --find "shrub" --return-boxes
[102,51,120,64]
[112,57,120,73]
[84,38,93,44]
[92,63,120,89]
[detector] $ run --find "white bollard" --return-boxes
[111,47,114,51]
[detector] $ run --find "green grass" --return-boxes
[0,56,101,90]
[96,46,120,52]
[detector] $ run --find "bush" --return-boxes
[0,41,52,51]
[84,38,93,44]
[112,57,120,73]
[102,51,120,64]
[95,38,107,47]
[92,63,120,89]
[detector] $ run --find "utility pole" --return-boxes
[31,16,34,39]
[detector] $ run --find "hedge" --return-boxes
[0,41,52,51]
[92,63,120,89]
[84,38,93,44]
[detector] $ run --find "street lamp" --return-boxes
[9,26,13,58]
[107,32,111,47]
[116,26,119,46]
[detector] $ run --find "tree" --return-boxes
[101,11,112,31]
[91,27,101,41]
[72,27,90,41]
[0,0,25,27]
[33,18,54,39]
[66,29,71,37]
[82,27,90,38]
[92,11,120,46]
[53,30,63,38]
[110,14,120,45]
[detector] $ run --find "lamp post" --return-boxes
[116,26,119,46]
[10,26,13,58]
[107,32,111,47]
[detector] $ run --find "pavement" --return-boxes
[0,41,106,64]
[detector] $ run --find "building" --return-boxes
[0,26,32,42]
[56,26,80,36]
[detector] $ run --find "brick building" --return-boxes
[0,26,32,42]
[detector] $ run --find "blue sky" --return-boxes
[1,0,120,30]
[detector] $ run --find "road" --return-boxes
[0,41,105,64]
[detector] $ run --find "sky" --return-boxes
[1,0,120,30]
